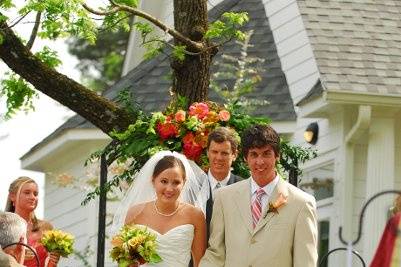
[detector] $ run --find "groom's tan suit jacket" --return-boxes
[200,178,318,267]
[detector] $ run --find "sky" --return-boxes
[0,7,80,215]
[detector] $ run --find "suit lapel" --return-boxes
[254,178,289,234]
[233,179,253,235]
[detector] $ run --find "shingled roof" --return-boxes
[23,0,295,155]
[298,0,401,103]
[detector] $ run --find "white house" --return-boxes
[21,0,401,266]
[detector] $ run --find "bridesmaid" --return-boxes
[5,176,60,267]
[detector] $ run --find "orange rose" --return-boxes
[218,110,230,121]
[174,110,186,122]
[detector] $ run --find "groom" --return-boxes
[200,124,318,267]
[205,127,241,237]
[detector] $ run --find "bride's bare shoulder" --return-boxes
[182,204,204,220]
[125,201,152,224]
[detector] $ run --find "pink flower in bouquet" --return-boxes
[189,102,209,120]
[218,110,231,121]
[175,110,186,122]
[156,122,178,140]
[182,132,203,161]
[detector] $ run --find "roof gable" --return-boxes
[298,0,401,96]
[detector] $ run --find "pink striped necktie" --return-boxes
[252,188,265,228]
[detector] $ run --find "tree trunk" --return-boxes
[172,0,211,105]
[0,21,135,134]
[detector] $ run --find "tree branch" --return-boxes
[26,11,41,50]
[0,19,136,134]
[8,11,31,28]
[82,1,204,52]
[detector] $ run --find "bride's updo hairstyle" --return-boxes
[152,155,187,182]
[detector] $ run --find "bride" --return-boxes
[111,151,209,267]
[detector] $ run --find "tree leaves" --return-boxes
[205,12,249,41]
[0,73,37,118]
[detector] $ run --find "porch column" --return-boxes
[364,117,395,262]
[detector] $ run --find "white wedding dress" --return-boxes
[139,224,194,267]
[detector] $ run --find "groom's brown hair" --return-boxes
[241,124,280,157]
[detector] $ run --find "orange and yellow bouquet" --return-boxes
[110,225,162,267]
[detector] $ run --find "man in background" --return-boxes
[205,127,242,236]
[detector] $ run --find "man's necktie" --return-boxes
[215,182,221,190]
[252,188,265,228]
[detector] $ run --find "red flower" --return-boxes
[182,132,203,161]
[156,122,178,140]
[189,102,209,120]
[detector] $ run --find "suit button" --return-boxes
[250,238,256,244]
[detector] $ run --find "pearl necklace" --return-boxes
[153,201,180,217]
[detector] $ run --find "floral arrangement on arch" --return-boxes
[104,99,268,182]
[155,101,231,163]
[82,98,316,205]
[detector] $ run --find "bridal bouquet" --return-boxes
[40,229,75,257]
[110,225,162,267]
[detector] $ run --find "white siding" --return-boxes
[44,141,105,267]
[263,0,319,104]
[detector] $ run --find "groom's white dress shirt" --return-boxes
[250,174,279,215]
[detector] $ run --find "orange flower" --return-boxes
[175,110,186,122]
[203,111,219,124]
[111,236,124,247]
[267,193,288,214]
[218,110,230,121]
[189,102,209,120]
[195,130,209,148]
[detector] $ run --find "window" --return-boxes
[318,220,330,267]
[300,163,334,201]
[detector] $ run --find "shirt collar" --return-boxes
[208,169,231,189]
[250,174,279,196]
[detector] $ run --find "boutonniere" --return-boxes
[267,193,288,214]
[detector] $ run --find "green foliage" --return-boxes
[172,45,186,62]
[211,30,268,113]
[102,10,131,33]
[0,0,14,8]
[34,46,62,68]
[115,89,142,118]
[279,139,317,176]
[0,73,37,118]
[143,41,165,61]
[133,22,153,38]
[114,0,139,8]
[67,28,129,91]
[205,12,249,41]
